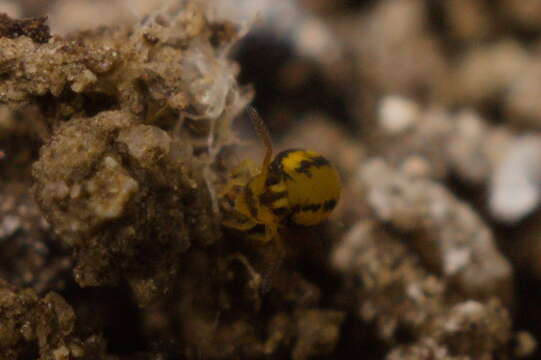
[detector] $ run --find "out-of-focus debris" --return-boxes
[374,96,514,185]
[210,0,344,66]
[489,135,541,223]
[359,159,512,301]
[514,331,537,358]
[454,40,529,105]
[500,0,541,31]
[372,98,453,180]
[438,300,511,356]
[446,109,511,184]
[292,309,345,360]
[0,279,114,359]
[378,95,421,134]
[387,338,466,360]
[0,2,21,18]
[505,58,541,128]
[332,220,514,358]
[353,0,449,102]
[444,0,492,42]
[332,220,447,342]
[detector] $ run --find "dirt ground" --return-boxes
[2,0,541,359]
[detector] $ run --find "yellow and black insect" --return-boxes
[222,107,341,245]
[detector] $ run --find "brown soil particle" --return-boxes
[0,13,50,43]
[0,280,114,359]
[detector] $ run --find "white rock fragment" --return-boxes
[117,124,171,166]
[70,69,97,93]
[444,300,484,333]
[490,135,541,223]
[85,156,139,221]
[0,215,21,238]
[378,95,421,133]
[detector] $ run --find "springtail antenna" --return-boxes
[246,106,273,169]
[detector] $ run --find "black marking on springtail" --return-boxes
[265,170,282,186]
[271,206,288,216]
[323,199,337,211]
[291,204,301,214]
[247,223,266,235]
[259,190,288,206]
[244,186,258,218]
[301,203,322,212]
[269,149,300,181]
[295,156,330,177]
